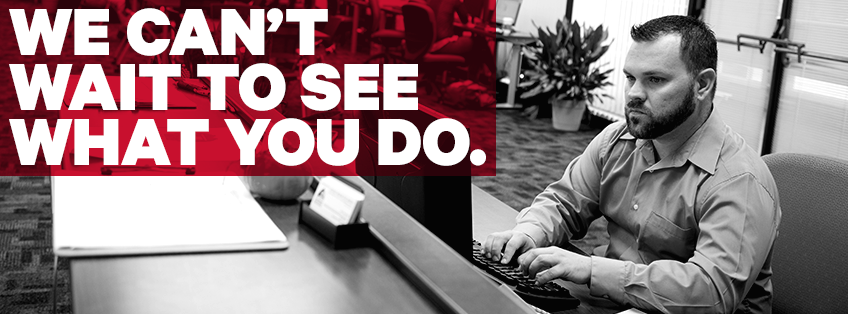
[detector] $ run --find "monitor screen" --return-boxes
[495,0,521,25]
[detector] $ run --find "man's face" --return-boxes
[623,34,698,139]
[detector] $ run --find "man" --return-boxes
[482,15,780,314]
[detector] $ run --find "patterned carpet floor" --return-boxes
[0,1,610,312]
[0,177,71,314]
[471,112,611,254]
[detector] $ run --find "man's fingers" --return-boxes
[526,253,557,278]
[483,233,508,260]
[517,248,541,272]
[520,247,565,273]
[482,235,495,258]
[502,235,529,264]
[535,264,566,285]
[518,246,557,269]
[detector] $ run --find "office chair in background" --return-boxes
[323,0,354,51]
[762,153,848,313]
[400,2,465,96]
[364,0,404,64]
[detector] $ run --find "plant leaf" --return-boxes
[520,84,544,99]
[517,16,614,103]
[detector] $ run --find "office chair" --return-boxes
[400,2,465,95]
[319,0,353,52]
[762,153,848,313]
[363,0,404,64]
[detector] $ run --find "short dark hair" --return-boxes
[631,15,717,78]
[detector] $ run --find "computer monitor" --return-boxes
[495,0,521,25]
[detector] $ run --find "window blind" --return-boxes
[772,0,848,160]
[703,0,780,153]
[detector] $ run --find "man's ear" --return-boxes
[694,68,717,101]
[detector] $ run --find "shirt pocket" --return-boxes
[640,211,697,261]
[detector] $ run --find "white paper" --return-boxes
[309,177,365,226]
[52,176,287,254]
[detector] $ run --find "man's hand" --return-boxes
[518,247,592,285]
[482,230,536,265]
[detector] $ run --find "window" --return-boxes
[703,0,780,152]
[772,0,848,159]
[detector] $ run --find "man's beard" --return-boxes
[625,88,697,139]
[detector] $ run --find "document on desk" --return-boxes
[52,176,288,257]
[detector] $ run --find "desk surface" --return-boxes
[68,178,535,314]
[71,197,438,313]
[71,203,438,313]
[497,31,536,44]
[68,182,625,314]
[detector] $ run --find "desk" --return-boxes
[453,23,496,39]
[472,185,626,314]
[64,181,626,313]
[497,32,536,109]
[70,193,436,313]
[65,178,537,314]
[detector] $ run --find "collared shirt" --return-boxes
[514,110,781,314]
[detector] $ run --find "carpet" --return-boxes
[471,111,611,254]
[0,176,71,314]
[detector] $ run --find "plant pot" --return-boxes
[551,99,586,131]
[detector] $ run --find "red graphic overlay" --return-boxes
[1,4,496,176]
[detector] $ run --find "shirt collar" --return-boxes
[682,108,725,175]
[617,108,726,175]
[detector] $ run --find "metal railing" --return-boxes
[718,33,848,65]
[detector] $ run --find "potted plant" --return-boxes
[519,17,613,131]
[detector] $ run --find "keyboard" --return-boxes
[472,240,580,312]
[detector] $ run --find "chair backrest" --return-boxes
[762,153,848,313]
[401,2,436,61]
